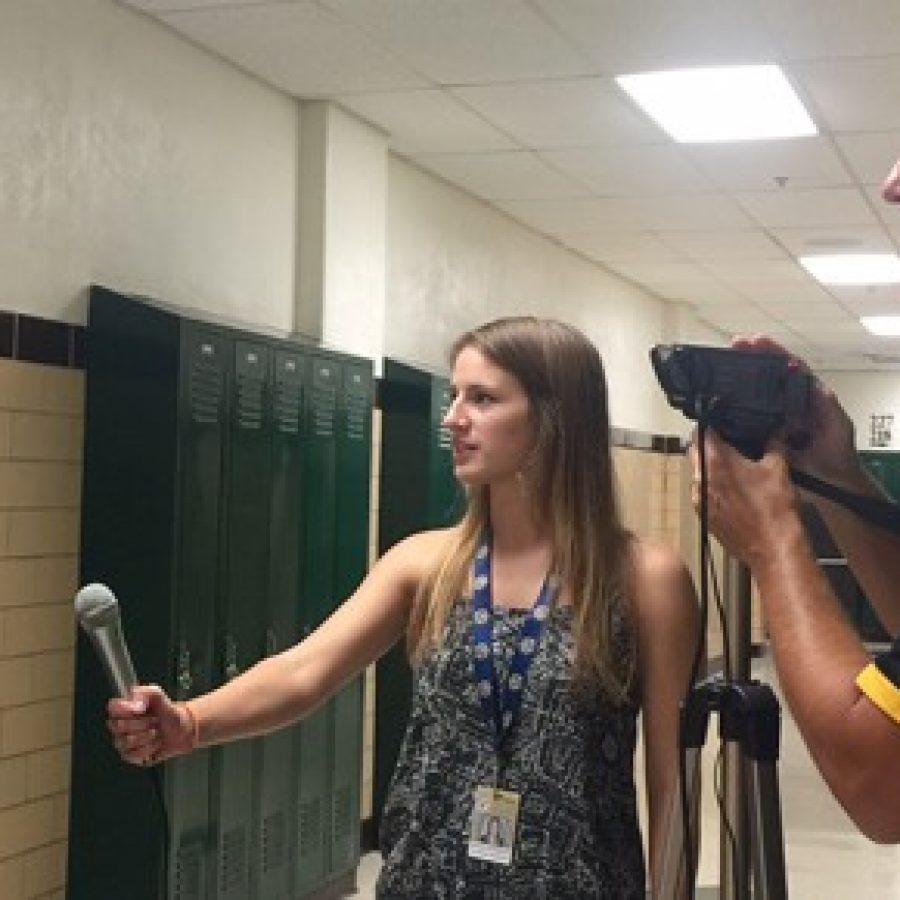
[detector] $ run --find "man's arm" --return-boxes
[803,463,900,636]
[692,433,900,842]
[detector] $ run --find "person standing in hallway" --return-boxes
[109,316,700,897]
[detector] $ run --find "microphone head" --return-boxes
[75,583,119,627]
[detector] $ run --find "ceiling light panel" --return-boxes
[862,316,900,336]
[800,253,900,285]
[615,65,816,143]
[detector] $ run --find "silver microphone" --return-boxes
[75,583,138,697]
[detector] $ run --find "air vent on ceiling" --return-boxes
[864,352,900,365]
[804,236,863,250]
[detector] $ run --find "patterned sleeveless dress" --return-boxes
[377,601,645,899]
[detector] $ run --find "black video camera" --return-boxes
[650,344,814,459]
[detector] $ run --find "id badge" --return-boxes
[467,785,520,866]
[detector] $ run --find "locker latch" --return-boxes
[176,643,193,695]
[224,635,240,680]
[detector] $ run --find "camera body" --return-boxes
[651,344,813,459]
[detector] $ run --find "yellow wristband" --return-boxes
[856,663,900,726]
[179,701,201,750]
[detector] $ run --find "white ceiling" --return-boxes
[122,0,900,369]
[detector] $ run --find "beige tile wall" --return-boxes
[0,359,83,900]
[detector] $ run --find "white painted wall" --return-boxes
[1,0,298,329]
[385,157,704,434]
[818,369,900,452]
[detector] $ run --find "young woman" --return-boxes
[108,317,699,898]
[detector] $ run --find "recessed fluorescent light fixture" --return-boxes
[615,65,816,142]
[862,316,900,336]
[800,253,900,285]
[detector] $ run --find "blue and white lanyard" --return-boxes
[471,532,557,751]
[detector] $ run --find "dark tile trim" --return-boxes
[360,817,378,854]
[0,310,86,370]
[611,427,684,454]
[0,312,13,359]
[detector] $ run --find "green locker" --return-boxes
[856,452,898,642]
[169,324,229,900]
[72,288,371,900]
[256,347,306,900]
[373,360,460,834]
[211,339,273,900]
[70,288,224,900]
[295,353,339,895]
[330,361,372,876]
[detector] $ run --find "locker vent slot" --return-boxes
[332,785,353,845]
[236,370,264,430]
[262,810,286,874]
[311,389,336,438]
[275,380,302,434]
[345,395,368,442]
[190,359,222,425]
[297,799,322,860]
[219,826,247,894]
[174,840,202,900]
[437,391,452,449]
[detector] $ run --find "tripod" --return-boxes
[657,556,789,900]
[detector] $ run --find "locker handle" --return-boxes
[176,644,193,695]
[224,635,240,680]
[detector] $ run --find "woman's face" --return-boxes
[444,345,536,487]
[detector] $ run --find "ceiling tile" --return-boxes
[828,284,900,311]
[701,259,812,287]
[834,132,900,185]
[338,90,516,153]
[598,194,755,232]
[451,78,663,149]
[864,185,900,228]
[561,232,687,263]
[534,0,778,73]
[758,301,852,322]
[499,193,753,234]
[408,151,587,201]
[123,0,275,9]
[495,198,626,235]
[685,137,852,192]
[605,260,718,286]
[792,57,900,132]
[729,282,836,304]
[694,306,788,333]
[734,187,878,228]
[669,285,747,305]
[769,224,895,256]
[158,2,427,95]
[321,0,592,84]
[658,230,787,261]
[540,144,713,195]
[757,0,900,61]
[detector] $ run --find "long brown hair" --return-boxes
[407,316,635,700]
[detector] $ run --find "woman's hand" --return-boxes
[107,685,197,766]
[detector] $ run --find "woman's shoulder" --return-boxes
[626,534,690,581]
[383,526,461,580]
[624,536,697,618]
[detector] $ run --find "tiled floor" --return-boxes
[346,653,900,898]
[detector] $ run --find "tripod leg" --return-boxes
[746,758,788,900]
[657,746,702,900]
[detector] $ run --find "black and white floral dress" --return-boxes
[377,601,645,899]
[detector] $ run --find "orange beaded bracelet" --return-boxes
[178,701,201,750]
